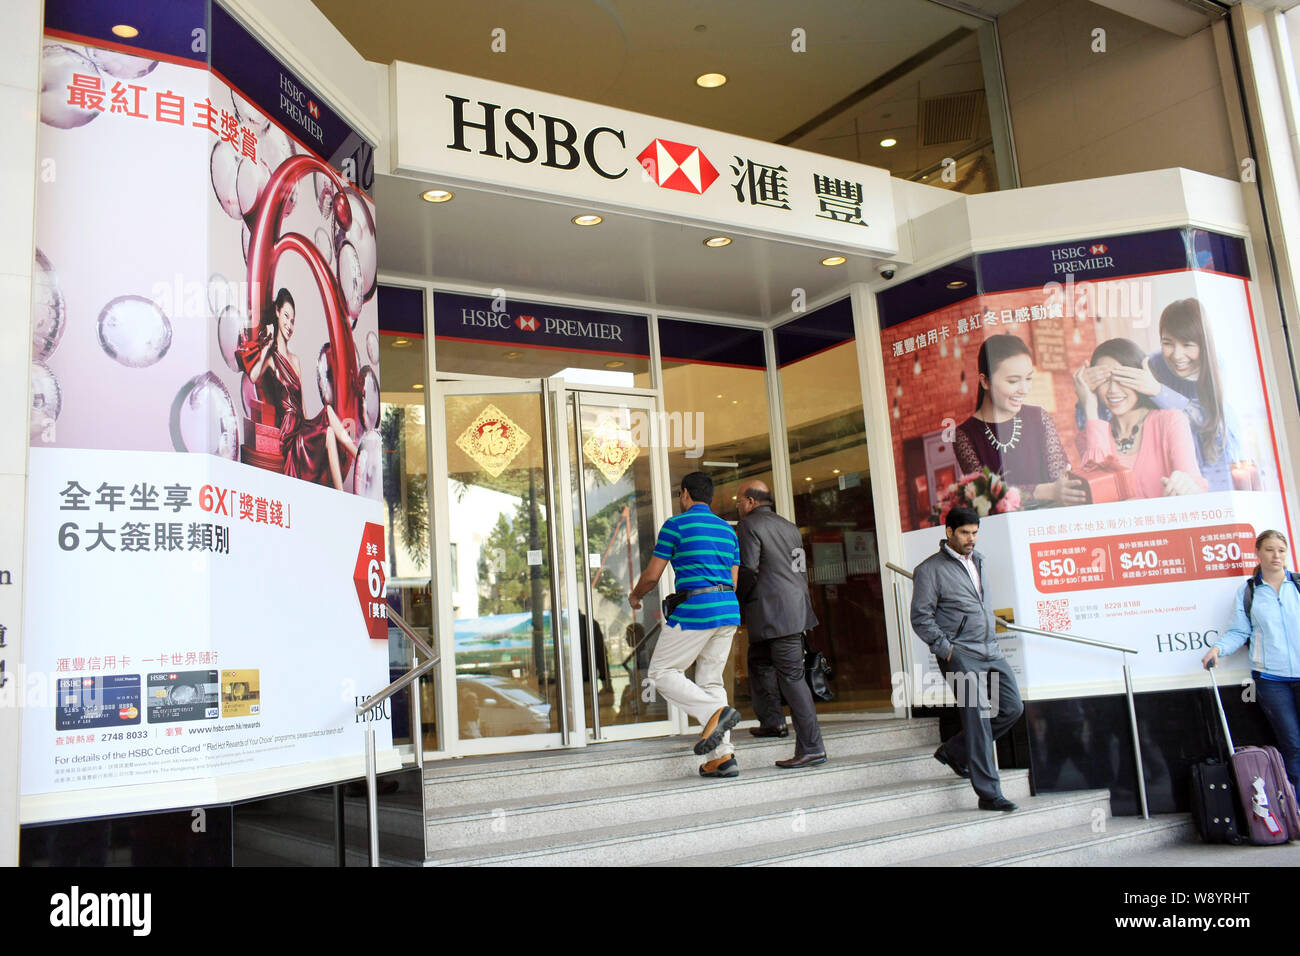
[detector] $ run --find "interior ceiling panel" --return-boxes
[310,0,987,143]
[375,174,894,321]
[315,0,995,318]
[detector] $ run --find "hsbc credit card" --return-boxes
[146,670,220,723]
[56,675,141,730]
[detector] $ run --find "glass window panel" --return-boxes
[776,302,892,714]
[659,318,773,722]
[376,284,437,752]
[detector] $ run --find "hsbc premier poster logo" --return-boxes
[637,138,719,194]
[515,315,538,331]
[1050,240,1115,274]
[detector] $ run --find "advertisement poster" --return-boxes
[878,228,1291,698]
[19,2,391,821]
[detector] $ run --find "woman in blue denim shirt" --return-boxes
[1203,530,1300,790]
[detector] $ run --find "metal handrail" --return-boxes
[998,620,1136,655]
[884,560,1149,819]
[352,608,440,866]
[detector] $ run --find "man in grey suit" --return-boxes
[736,481,826,768]
[910,505,1023,812]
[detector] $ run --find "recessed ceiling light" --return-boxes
[731,400,738,405]
[503,351,522,359]
[111,24,139,38]
[880,137,897,148]
[804,477,813,482]
[572,214,603,226]
[696,73,727,88]
[604,360,625,368]
[413,383,424,390]
[946,280,968,290]
[821,256,846,267]
[833,469,841,474]
[420,188,454,203]
[715,394,723,399]
[393,338,411,348]
[704,236,732,247]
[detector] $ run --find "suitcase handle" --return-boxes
[1207,663,1237,755]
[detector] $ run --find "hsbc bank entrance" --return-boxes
[378,280,901,761]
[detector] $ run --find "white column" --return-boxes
[0,0,42,867]
[1225,4,1300,514]
[849,281,909,717]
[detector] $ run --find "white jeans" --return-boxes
[647,623,738,760]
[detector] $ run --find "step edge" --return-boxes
[424,786,1097,866]
[423,762,1031,824]
[422,721,939,783]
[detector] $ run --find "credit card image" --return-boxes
[146,670,220,723]
[221,670,261,717]
[56,674,141,731]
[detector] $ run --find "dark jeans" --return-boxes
[1255,677,1300,793]
[935,649,1024,801]
[748,634,824,757]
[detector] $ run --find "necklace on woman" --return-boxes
[983,416,1022,454]
[1114,419,1143,455]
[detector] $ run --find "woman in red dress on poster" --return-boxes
[240,288,359,490]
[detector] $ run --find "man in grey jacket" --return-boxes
[910,506,1023,811]
[737,481,826,768]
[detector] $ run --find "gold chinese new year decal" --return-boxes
[456,404,531,477]
[583,414,640,483]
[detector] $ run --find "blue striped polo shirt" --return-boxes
[653,504,740,629]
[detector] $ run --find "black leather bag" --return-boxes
[663,591,687,618]
[803,635,834,702]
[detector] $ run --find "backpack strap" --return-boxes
[1243,572,1300,622]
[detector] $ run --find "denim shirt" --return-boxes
[1214,571,1300,679]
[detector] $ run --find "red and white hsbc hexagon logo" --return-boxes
[1090,243,1108,255]
[515,315,538,332]
[353,522,388,640]
[637,139,719,194]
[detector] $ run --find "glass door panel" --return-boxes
[567,392,673,738]
[438,384,566,747]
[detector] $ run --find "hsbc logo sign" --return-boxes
[446,95,628,179]
[515,315,538,331]
[637,139,719,195]
[1050,241,1116,274]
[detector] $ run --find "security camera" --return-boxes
[877,263,896,281]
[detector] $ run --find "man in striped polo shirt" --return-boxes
[629,472,743,778]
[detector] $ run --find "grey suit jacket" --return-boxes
[910,540,1003,662]
[737,506,819,641]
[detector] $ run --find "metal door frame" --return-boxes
[429,377,681,759]
[551,381,681,744]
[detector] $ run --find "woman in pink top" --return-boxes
[1072,337,1207,499]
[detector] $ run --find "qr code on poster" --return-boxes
[1037,599,1072,632]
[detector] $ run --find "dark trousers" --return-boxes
[1255,677,1300,793]
[748,634,824,757]
[935,649,1023,800]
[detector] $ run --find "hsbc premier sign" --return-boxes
[434,292,651,355]
[392,62,898,257]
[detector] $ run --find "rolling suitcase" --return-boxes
[1208,665,1300,845]
[1189,757,1244,845]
